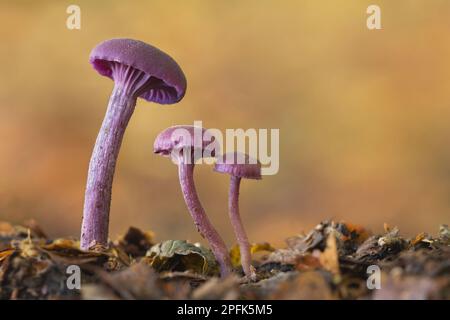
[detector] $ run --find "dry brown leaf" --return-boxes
[342,222,370,243]
[411,233,426,246]
[0,248,15,263]
[230,242,275,268]
[319,234,340,275]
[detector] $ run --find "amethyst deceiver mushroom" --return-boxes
[214,152,261,279]
[81,39,186,250]
[153,125,232,277]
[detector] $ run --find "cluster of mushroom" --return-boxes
[80,38,261,279]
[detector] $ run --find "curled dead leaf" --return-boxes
[319,234,340,276]
[145,240,219,276]
[42,238,129,269]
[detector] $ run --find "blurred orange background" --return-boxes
[0,0,449,247]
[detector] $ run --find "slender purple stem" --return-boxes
[80,86,136,250]
[178,163,232,277]
[229,175,254,278]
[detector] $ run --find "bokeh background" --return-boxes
[1,0,449,247]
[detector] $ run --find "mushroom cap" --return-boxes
[154,125,216,160]
[90,38,187,104]
[214,152,262,179]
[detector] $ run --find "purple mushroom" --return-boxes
[214,152,261,279]
[154,125,232,277]
[81,39,186,250]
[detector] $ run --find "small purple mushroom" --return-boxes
[214,152,261,279]
[81,39,186,250]
[154,125,232,277]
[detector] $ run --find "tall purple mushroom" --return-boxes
[214,152,261,279]
[154,125,232,277]
[81,39,186,250]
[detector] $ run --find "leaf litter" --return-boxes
[0,220,448,299]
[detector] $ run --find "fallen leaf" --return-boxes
[230,242,275,268]
[411,233,426,246]
[42,238,129,269]
[438,224,449,245]
[145,240,219,276]
[342,222,370,244]
[319,234,340,275]
[377,226,407,251]
[0,248,14,263]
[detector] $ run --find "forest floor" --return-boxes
[0,220,448,300]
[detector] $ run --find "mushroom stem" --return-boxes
[81,86,136,250]
[229,175,254,278]
[178,163,232,277]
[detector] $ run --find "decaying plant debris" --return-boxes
[0,220,448,300]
